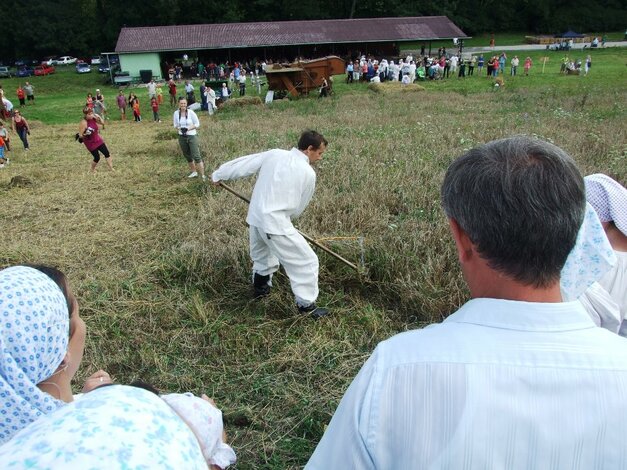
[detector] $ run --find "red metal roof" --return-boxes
[115,17,467,53]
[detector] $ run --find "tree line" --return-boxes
[2,0,625,62]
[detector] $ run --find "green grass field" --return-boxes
[1,43,626,468]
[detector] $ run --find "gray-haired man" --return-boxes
[307,136,627,469]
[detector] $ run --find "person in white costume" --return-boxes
[306,136,627,469]
[212,130,329,319]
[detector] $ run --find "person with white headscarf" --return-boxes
[0,265,110,444]
[0,385,212,469]
[585,174,627,334]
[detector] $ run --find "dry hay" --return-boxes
[368,81,425,94]
[8,175,34,188]
[222,96,263,108]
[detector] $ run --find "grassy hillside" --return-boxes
[1,47,626,468]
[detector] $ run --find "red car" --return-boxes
[34,64,56,76]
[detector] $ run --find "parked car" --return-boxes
[98,62,120,74]
[91,56,101,65]
[17,66,34,77]
[34,64,56,76]
[42,56,58,66]
[58,56,77,65]
[0,66,11,78]
[76,62,91,73]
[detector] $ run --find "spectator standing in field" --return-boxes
[173,97,205,180]
[511,55,520,76]
[95,89,106,120]
[486,56,495,78]
[79,106,113,172]
[477,54,484,75]
[93,91,106,120]
[306,136,627,469]
[128,93,141,122]
[24,81,35,104]
[212,130,330,319]
[185,80,195,104]
[238,73,246,96]
[585,55,592,76]
[151,96,161,122]
[0,120,10,152]
[524,56,533,75]
[220,83,230,103]
[498,53,507,74]
[468,56,476,76]
[11,109,30,151]
[147,79,157,100]
[168,79,177,107]
[116,90,127,120]
[0,133,6,168]
[205,85,216,116]
[85,93,94,110]
[16,85,26,107]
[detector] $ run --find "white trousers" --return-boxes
[249,225,319,306]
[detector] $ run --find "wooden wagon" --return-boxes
[265,56,345,97]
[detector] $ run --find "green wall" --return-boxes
[119,53,161,79]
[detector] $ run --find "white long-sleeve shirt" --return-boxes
[212,148,315,235]
[307,298,627,469]
[172,109,200,135]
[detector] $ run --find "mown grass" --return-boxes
[1,45,626,468]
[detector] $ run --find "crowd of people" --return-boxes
[345,51,538,84]
[1,134,626,467]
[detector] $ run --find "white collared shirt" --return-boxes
[212,148,315,234]
[307,298,627,469]
[172,109,200,135]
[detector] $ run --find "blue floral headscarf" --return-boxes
[0,266,69,444]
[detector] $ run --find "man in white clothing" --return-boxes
[212,130,329,319]
[306,136,627,469]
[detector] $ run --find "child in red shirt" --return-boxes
[151,97,160,122]
[132,100,141,122]
[0,135,7,167]
[16,87,26,107]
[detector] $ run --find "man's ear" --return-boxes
[448,218,474,263]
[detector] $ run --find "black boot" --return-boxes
[297,303,329,319]
[253,273,271,299]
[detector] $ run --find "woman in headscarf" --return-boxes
[0,265,110,444]
[0,385,212,469]
[585,174,627,334]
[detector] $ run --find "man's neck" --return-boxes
[465,261,563,303]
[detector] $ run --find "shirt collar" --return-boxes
[291,147,310,163]
[445,298,596,332]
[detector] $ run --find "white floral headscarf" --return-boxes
[585,174,627,236]
[162,392,237,469]
[0,266,69,444]
[561,203,617,300]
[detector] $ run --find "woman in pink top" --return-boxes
[78,107,113,172]
[524,57,533,76]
